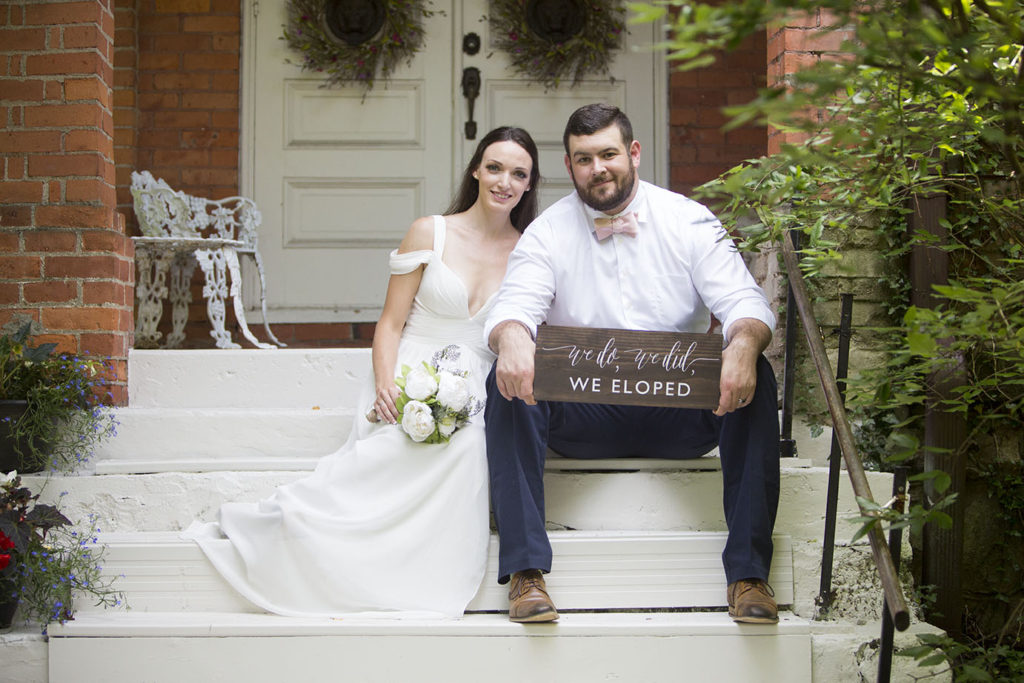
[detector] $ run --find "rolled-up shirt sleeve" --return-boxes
[689,212,776,343]
[483,221,556,344]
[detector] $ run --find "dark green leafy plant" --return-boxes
[1,471,125,631]
[900,629,1024,683]
[630,0,1024,671]
[0,319,118,474]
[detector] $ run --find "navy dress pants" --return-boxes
[484,354,780,585]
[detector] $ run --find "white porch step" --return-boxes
[82,531,795,614]
[126,349,367,409]
[98,349,831,473]
[95,408,351,472]
[31,467,886,544]
[48,611,811,683]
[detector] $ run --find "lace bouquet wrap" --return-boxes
[394,345,484,444]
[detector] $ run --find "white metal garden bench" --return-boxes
[130,170,285,350]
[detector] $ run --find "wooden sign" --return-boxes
[534,326,722,409]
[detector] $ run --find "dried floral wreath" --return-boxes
[489,0,626,90]
[282,0,435,91]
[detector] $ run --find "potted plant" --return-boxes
[0,317,118,474]
[1,470,125,630]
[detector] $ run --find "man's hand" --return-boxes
[490,321,537,405]
[714,318,772,416]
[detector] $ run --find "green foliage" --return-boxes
[1,472,126,631]
[0,319,118,474]
[979,462,1024,539]
[631,0,1024,515]
[631,0,1024,668]
[858,277,1024,448]
[901,630,1024,682]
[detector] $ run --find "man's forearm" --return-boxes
[489,319,533,354]
[726,318,772,356]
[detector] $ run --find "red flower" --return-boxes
[0,531,14,551]
[0,554,9,571]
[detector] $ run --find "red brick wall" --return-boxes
[113,0,138,227]
[0,0,133,403]
[767,10,854,154]
[668,34,768,196]
[135,0,240,201]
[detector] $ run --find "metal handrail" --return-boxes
[780,231,911,631]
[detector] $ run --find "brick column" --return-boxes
[669,36,768,196]
[0,0,133,404]
[766,10,854,154]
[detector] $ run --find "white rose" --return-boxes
[1,470,17,486]
[401,400,436,442]
[404,366,438,400]
[435,371,471,412]
[437,413,458,438]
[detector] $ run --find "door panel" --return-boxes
[243,0,663,322]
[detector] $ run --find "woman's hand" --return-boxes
[372,382,402,424]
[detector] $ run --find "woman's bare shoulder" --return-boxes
[397,215,436,253]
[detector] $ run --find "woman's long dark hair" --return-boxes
[444,126,541,233]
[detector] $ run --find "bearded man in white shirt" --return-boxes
[483,103,780,625]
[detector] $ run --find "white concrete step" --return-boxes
[48,611,812,683]
[100,349,835,473]
[30,467,886,542]
[95,408,351,472]
[127,349,366,409]
[81,531,795,614]
[28,466,892,619]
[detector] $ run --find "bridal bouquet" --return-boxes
[394,346,482,444]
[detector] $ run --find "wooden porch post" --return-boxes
[909,191,966,637]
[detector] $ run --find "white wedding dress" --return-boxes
[185,216,493,617]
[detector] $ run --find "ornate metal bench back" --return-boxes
[130,170,262,247]
[129,170,282,349]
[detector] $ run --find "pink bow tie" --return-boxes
[593,211,639,241]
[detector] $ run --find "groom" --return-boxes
[483,104,781,624]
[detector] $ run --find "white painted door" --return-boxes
[243,1,664,323]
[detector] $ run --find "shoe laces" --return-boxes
[735,579,774,598]
[511,571,546,598]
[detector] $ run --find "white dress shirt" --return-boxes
[484,180,776,344]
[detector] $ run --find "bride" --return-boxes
[187,127,540,617]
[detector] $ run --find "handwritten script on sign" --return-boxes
[533,326,723,409]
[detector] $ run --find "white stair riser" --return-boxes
[31,469,892,545]
[128,349,368,409]
[81,532,795,613]
[48,613,814,683]
[95,408,351,471]
[49,631,812,683]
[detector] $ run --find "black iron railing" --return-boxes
[777,232,911,651]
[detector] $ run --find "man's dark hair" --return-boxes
[562,103,633,154]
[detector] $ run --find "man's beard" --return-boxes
[574,164,637,212]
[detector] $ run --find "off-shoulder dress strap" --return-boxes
[432,214,446,254]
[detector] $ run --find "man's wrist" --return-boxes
[490,319,532,353]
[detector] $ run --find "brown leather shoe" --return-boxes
[727,578,778,624]
[508,569,559,623]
